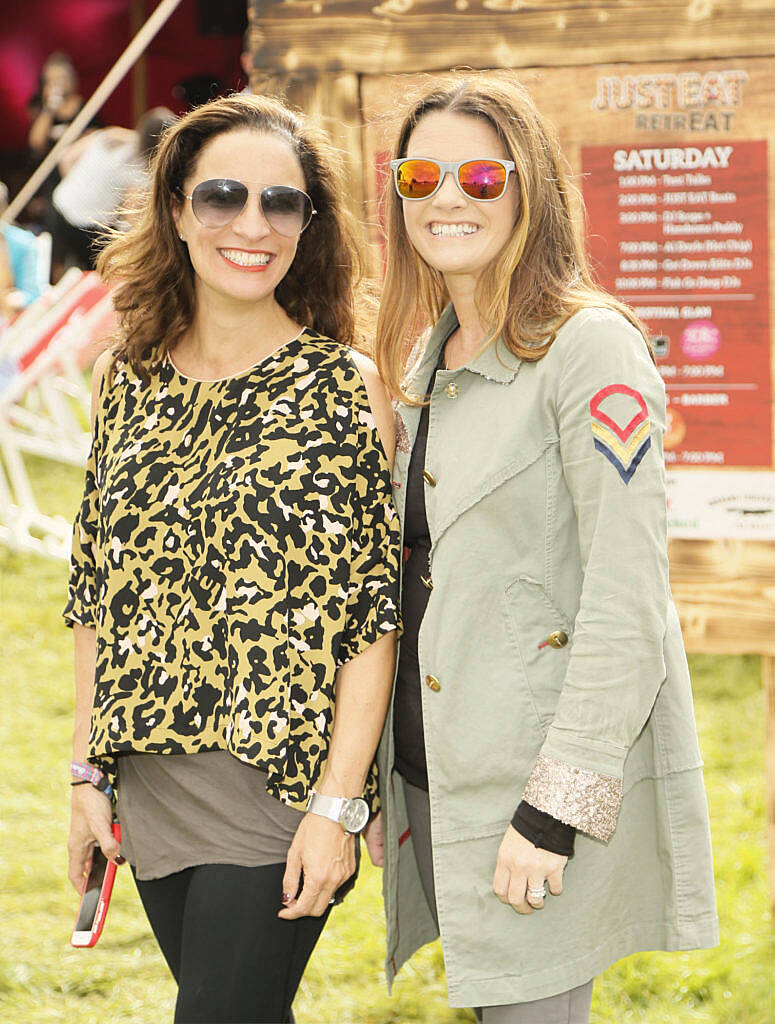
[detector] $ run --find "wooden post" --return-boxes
[130,0,149,123]
[667,540,775,922]
[765,656,775,922]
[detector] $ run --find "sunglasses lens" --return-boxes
[261,185,313,236]
[190,179,248,226]
[395,160,441,199]
[458,161,508,200]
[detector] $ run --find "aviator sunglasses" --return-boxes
[180,178,316,236]
[391,158,516,202]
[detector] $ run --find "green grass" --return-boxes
[1,458,773,1023]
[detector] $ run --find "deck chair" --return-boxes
[0,274,116,559]
[2,272,114,454]
[0,266,84,356]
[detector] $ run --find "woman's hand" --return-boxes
[278,813,356,919]
[67,784,121,892]
[364,811,384,867]
[492,825,567,915]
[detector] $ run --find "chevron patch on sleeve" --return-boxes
[589,384,652,484]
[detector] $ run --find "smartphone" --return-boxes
[70,822,122,948]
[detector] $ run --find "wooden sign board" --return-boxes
[361,57,775,545]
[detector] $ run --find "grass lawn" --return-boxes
[1,456,773,1023]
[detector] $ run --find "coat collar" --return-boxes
[406,303,522,394]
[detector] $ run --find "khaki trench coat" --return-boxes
[377,303,719,1008]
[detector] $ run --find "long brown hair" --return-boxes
[98,93,367,380]
[375,74,650,404]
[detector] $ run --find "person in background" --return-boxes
[50,108,175,271]
[26,53,102,271]
[0,237,22,325]
[26,53,100,221]
[0,183,23,323]
[240,26,254,93]
[28,53,85,159]
[0,181,48,323]
[64,93,399,1024]
[372,75,718,1023]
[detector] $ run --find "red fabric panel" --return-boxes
[19,272,108,370]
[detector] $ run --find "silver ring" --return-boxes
[527,884,547,902]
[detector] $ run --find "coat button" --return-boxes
[420,574,433,591]
[547,630,569,649]
[425,674,441,692]
[422,470,437,487]
[445,381,459,399]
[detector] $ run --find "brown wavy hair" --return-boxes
[375,74,650,404]
[98,92,368,380]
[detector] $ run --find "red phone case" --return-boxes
[70,821,122,948]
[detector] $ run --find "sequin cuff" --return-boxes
[522,754,622,842]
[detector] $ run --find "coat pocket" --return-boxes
[502,576,573,732]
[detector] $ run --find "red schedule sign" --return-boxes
[582,140,771,468]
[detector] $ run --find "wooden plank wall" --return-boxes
[248,0,775,76]
[249,71,365,215]
[669,540,775,655]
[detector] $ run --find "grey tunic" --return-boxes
[117,750,304,881]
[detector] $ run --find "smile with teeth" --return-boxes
[219,249,273,267]
[429,222,480,237]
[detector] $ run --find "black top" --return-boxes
[393,345,576,858]
[393,357,440,789]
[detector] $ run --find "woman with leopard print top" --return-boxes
[64,93,400,1024]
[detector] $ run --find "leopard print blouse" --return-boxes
[64,328,401,810]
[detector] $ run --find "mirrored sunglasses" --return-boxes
[390,158,516,202]
[181,179,316,236]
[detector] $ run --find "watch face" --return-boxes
[341,798,369,833]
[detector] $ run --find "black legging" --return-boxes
[133,862,330,1024]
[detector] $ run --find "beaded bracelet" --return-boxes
[70,760,113,797]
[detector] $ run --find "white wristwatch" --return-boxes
[306,790,370,834]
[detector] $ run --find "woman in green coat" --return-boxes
[368,75,719,1022]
